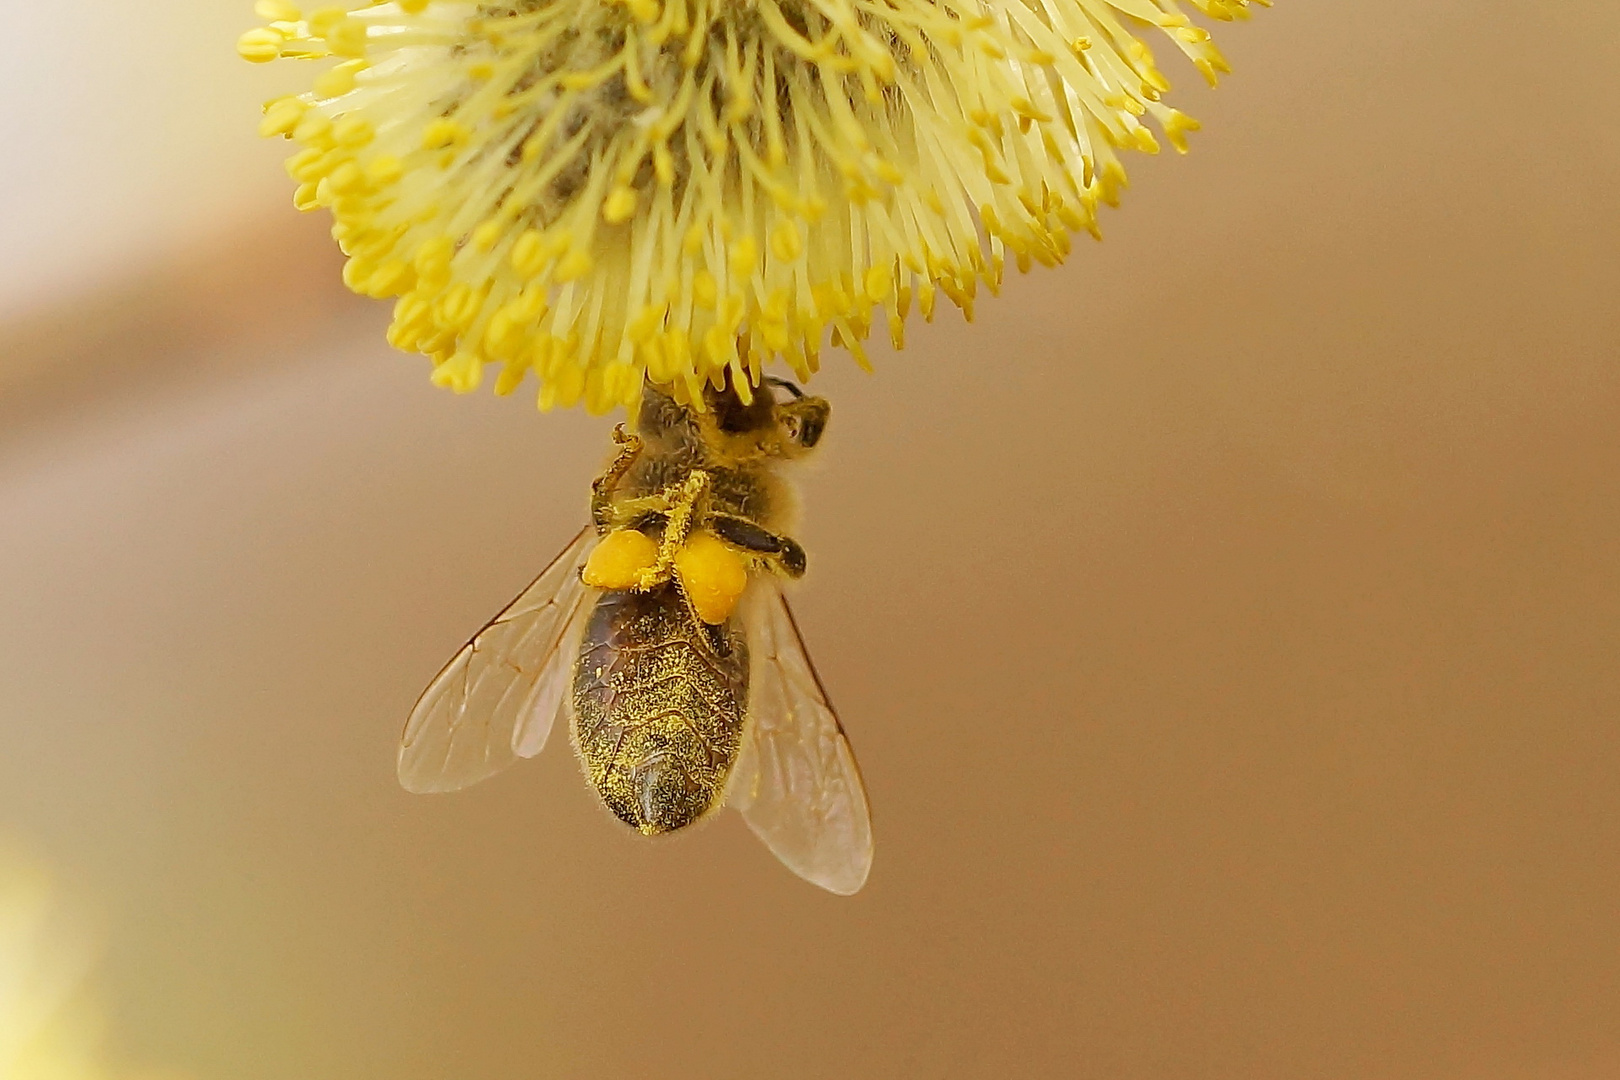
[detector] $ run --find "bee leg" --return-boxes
[702,622,733,657]
[600,496,672,532]
[707,514,808,578]
[634,471,710,590]
[591,424,644,533]
[664,577,734,657]
[620,508,668,534]
[691,596,734,657]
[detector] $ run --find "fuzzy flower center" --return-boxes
[243,0,1267,412]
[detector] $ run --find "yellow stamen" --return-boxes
[245,0,1270,413]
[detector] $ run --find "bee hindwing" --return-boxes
[730,583,874,895]
[398,526,597,793]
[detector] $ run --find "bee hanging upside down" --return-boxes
[398,377,873,895]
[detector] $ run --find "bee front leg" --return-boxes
[591,424,644,533]
[706,514,808,578]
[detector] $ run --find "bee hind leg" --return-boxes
[633,471,711,590]
[689,597,734,657]
[707,513,807,578]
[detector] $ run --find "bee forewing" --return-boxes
[398,526,597,794]
[730,583,874,895]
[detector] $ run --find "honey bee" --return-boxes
[398,376,873,894]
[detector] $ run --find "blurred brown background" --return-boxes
[1,2,1617,1077]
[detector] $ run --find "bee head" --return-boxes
[634,375,829,460]
[709,377,777,437]
[762,377,829,452]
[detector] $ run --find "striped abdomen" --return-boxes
[571,585,749,834]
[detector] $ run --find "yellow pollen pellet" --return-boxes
[674,532,748,625]
[583,530,660,590]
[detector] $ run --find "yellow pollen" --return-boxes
[674,531,749,625]
[583,530,660,590]
[244,0,1271,413]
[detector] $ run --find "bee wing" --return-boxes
[398,526,598,794]
[731,582,874,895]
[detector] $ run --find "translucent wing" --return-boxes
[398,527,597,794]
[730,582,874,895]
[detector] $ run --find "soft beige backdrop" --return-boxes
[1,3,1617,1078]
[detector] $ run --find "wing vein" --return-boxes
[398,526,598,794]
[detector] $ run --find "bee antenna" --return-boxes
[763,376,804,399]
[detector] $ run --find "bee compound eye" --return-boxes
[795,411,825,448]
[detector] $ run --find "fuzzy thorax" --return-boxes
[243,0,1267,412]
